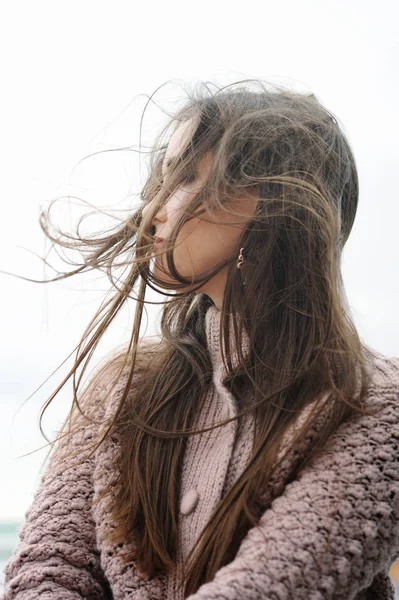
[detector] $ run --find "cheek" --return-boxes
[176,219,238,270]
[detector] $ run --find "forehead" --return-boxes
[162,118,195,173]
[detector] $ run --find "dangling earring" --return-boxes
[236,247,246,286]
[237,246,261,287]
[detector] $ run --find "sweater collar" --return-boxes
[204,303,250,373]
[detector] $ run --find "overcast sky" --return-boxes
[0,0,398,520]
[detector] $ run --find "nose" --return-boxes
[141,201,166,235]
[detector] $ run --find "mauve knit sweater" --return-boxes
[2,304,399,599]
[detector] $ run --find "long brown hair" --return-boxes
[7,79,384,597]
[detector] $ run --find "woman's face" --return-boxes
[141,118,259,310]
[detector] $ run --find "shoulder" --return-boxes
[99,335,166,416]
[92,335,163,386]
[364,346,399,389]
[320,349,399,463]
[361,348,399,421]
[72,335,165,426]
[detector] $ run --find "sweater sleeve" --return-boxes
[1,374,117,600]
[187,385,399,600]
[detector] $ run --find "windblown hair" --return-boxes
[17,79,383,597]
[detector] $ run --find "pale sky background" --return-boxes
[0,0,398,521]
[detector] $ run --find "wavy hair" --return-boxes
[8,79,383,597]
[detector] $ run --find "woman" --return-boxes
[2,79,399,599]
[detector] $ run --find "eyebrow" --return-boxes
[162,156,178,176]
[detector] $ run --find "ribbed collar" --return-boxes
[203,304,251,418]
[204,304,250,375]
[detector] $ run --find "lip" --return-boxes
[153,236,165,245]
[152,237,166,253]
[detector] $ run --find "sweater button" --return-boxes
[180,488,199,515]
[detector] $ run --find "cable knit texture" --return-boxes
[2,304,399,599]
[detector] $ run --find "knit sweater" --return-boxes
[2,304,399,599]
